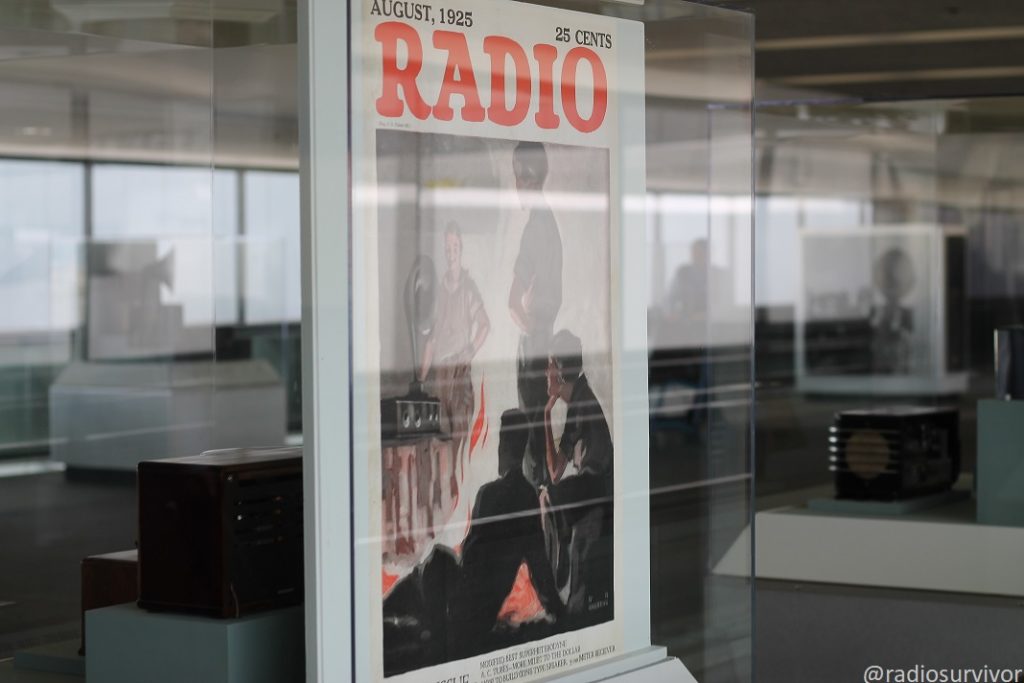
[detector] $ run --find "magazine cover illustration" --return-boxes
[351,2,645,681]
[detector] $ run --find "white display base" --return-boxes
[536,647,694,683]
[715,498,1024,597]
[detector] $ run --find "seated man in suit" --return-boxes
[454,408,564,653]
[383,409,563,675]
[540,329,614,626]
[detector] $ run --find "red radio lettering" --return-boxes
[532,44,560,130]
[432,31,486,122]
[375,21,431,119]
[483,36,531,127]
[560,47,607,134]
[374,21,609,134]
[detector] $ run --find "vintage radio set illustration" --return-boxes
[380,257,443,440]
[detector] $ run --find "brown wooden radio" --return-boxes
[137,447,302,618]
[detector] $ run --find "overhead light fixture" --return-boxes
[650,25,1024,62]
[778,65,1024,87]
[759,25,1024,51]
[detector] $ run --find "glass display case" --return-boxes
[0,0,753,680]
[752,97,1024,682]
[300,1,754,681]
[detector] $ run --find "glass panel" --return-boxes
[213,168,240,326]
[647,11,754,683]
[242,170,301,326]
[93,165,214,238]
[91,164,216,356]
[211,3,300,436]
[0,159,84,339]
[0,8,215,661]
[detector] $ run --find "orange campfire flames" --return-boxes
[468,376,487,459]
[383,570,399,596]
[496,562,544,626]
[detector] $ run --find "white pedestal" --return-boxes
[715,493,1024,596]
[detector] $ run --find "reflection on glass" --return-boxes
[243,170,301,324]
[0,3,223,666]
[92,164,215,336]
[0,160,83,337]
[0,160,83,460]
[213,169,240,325]
[796,224,966,394]
[93,165,212,237]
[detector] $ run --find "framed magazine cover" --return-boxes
[348,1,648,681]
[300,0,752,681]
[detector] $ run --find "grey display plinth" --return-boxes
[85,604,303,683]
[977,399,1024,527]
[50,360,286,470]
